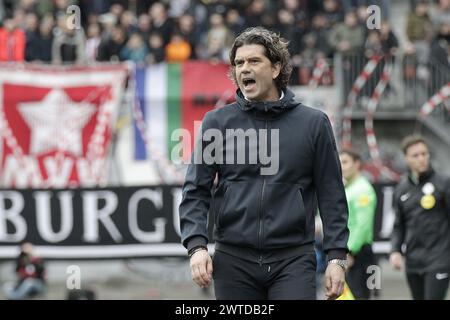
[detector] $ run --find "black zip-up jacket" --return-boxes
[391,168,450,273]
[179,88,349,263]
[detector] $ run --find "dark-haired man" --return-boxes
[180,27,349,300]
[390,135,450,299]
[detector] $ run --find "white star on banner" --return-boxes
[18,89,96,156]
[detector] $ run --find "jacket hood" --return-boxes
[235,88,300,118]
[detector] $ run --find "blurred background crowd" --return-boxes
[0,0,449,86]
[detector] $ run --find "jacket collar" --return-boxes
[235,88,300,118]
[408,167,434,185]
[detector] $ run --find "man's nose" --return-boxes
[241,61,251,72]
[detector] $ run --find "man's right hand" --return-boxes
[189,249,213,288]
[389,252,403,270]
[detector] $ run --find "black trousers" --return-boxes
[212,250,316,300]
[346,244,376,300]
[406,271,450,300]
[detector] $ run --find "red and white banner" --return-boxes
[0,64,128,188]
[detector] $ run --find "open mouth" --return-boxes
[242,78,256,90]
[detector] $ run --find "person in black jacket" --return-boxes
[179,27,349,300]
[389,135,450,300]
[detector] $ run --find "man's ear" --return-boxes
[272,62,281,79]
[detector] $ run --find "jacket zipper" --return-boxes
[257,119,268,266]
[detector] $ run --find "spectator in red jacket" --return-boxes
[0,16,26,61]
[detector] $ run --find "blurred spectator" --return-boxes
[165,32,192,63]
[302,33,322,68]
[245,0,267,28]
[149,2,173,45]
[226,8,246,37]
[85,22,102,63]
[52,14,86,64]
[289,12,309,58]
[120,32,148,65]
[97,24,127,61]
[310,14,331,57]
[137,13,152,43]
[323,0,343,27]
[109,2,125,20]
[431,22,450,67]
[147,32,165,64]
[177,13,198,58]
[406,0,433,65]
[98,12,117,40]
[260,12,277,30]
[329,10,365,100]
[429,21,450,100]
[406,1,433,42]
[298,33,322,85]
[120,10,138,36]
[35,14,54,62]
[281,0,305,23]
[365,25,398,97]
[3,242,46,300]
[380,21,399,56]
[0,15,26,61]
[328,10,365,55]
[274,8,296,51]
[24,12,40,61]
[203,12,234,62]
[12,8,27,30]
[430,0,450,31]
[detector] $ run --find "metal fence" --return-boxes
[334,52,450,115]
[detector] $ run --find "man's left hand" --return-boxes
[325,264,345,300]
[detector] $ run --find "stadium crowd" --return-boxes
[0,0,449,85]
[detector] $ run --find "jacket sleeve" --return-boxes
[390,187,405,253]
[313,113,349,260]
[179,112,218,250]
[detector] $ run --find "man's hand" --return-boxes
[389,252,403,270]
[325,263,345,300]
[189,249,213,288]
